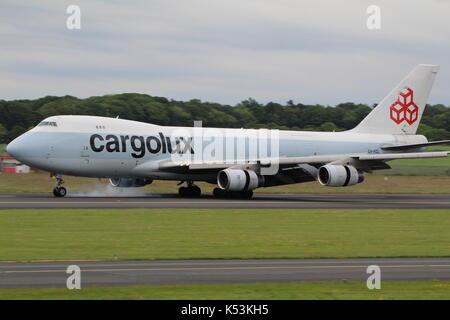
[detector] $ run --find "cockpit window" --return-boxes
[38,121,58,127]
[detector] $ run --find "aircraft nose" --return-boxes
[6,131,53,170]
[6,139,19,158]
[6,134,30,160]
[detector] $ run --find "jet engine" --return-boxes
[109,178,153,188]
[318,165,364,187]
[217,169,264,191]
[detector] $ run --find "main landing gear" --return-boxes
[52,174,67,197]
[178,181,201,198]
[213,188,253,199]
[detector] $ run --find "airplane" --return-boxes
[6,64,450,198]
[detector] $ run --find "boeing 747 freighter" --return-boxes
[6,65,449,198]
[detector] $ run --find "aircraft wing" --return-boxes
[156,151,449,173]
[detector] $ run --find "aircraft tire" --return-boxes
[230,190,253,199]
[191,186,201,198]
[239,190,253,199]
[53,186,67,197]
[179,186,201,198]
[178,186,187,197]
[213,188,253,199]
[213,187,227,198]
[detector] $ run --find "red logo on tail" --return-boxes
[390,88,418,125]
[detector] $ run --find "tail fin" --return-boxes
[351,64,439,134]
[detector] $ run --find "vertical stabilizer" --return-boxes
[351,64,439,134]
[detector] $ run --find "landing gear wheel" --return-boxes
[52,174,67,197]
[213,188,254,199]
[240,190,253,199]
[178,186,188,197]
[53,186,67,197]
[213,187,227,198]
[178,184,201,198]
[191,186,201,198]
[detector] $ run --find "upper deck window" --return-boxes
[38,121,58,127]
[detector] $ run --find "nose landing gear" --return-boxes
[52,174,67,197]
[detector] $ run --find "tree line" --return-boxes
[1,93,450,143]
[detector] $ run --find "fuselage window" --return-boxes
[38,121,58,127]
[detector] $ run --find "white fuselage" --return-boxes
[6,115,427,181]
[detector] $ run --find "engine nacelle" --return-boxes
[318,165,364,187]
[217,169,263,191]
[109,178,152,188]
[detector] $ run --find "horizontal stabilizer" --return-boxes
[382,140,450,151]
[358,151,449,161]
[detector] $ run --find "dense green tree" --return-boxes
[0,94,449,143]
[0,124,7,142]
[319,122,340,132]
[417,124,450,141]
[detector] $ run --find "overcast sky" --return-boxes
[1,0,449,105]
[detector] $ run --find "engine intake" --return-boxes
[318,165,364,187]
[217,169,263,191]
[109,178,152,188]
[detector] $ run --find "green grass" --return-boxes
[0,144,5,156]
[1,281,450,300]
[1,209,449,262]
[1,172,450,193]
[426,145,450,152]
[389,157,450,166]
[375,166,450,176]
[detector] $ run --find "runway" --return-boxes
[0,193,449,209]
[1,258,450,289]
[0,193,450,209]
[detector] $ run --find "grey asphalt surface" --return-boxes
[1,258,450,289]
[0,193,449,209]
